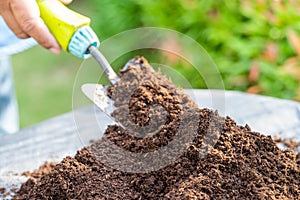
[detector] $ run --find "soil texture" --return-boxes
[14,57,300,199]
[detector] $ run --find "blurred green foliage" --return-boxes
[12,0,300,128]
[87,0,300,99]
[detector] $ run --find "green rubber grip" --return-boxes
[36,0,91,51]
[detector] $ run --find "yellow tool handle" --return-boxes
[36,0,91,51]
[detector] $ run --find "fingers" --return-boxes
[10,0,61,54]
[1,10,29,39]
[0,0,73,54]
[0,1,29,38]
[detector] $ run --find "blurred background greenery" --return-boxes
[12,0,300,128]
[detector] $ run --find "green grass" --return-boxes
[12,46,81,128]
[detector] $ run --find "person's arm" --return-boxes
[0,0,72,54]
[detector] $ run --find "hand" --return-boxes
[0,0,72,54]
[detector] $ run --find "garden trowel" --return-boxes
[37,0,125,120]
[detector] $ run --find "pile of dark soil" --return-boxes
[14,57,299,199]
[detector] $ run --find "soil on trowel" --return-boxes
[14,57,300,199]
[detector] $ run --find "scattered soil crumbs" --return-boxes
[274,134,300,152]
[14,57,300,199]
[0,187,6,199]
[0,187,17,200]
[21,162,56,179]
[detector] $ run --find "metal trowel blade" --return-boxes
[81,83,117,120]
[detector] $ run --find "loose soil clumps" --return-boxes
[14,57,299,199]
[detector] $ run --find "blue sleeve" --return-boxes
[0,16,37,56]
